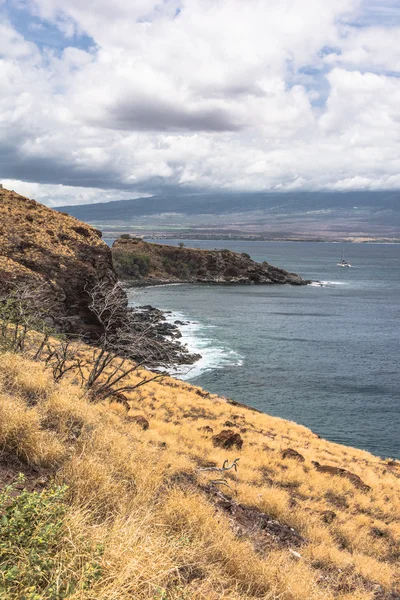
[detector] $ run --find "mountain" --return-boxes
[58,190,400,240]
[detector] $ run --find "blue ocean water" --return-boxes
[123,240,400,459]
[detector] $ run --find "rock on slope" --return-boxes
[0,187,117,337]
[113,237,308,285]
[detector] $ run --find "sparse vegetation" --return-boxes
[0,350,398,599]
[0,280,168,399]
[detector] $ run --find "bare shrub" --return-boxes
[0,279,168,400]
[0,282,57,356]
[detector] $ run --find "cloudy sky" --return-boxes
[1,0,400,206]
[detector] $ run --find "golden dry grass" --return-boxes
[0,187,105,286]
[0,351,399,599]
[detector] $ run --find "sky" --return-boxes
[1,0,400,206]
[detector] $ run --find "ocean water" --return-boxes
[124,240,400,459]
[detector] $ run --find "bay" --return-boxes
[120,240,400,459]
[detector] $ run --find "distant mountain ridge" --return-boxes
[58,190,400,239]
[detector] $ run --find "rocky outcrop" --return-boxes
[0,187,118,338]
[312,461,371,491]
[127,415,150,430]
[281,448,305,462]
[212,430,243,450]
[112,237,308,285]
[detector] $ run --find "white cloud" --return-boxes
[0,0,400,205]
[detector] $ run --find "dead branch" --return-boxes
[198,458,240,473]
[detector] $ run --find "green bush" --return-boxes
[113,251,150,277]
[241,252,251,259]
[0,476,102,599]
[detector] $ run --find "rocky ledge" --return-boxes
[113,237,309,285]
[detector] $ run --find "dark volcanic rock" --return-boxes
[202,485,305,553]
[131,305,200,367]
[127,415,149,430]
[112,238,309,286]
[281,448,305,462]
[212,430,243,450]
[312,461,371,491]
[321,510,337,524]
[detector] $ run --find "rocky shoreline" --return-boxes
[132,304,201,368]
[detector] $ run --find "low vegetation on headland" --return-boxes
[0,187,399,599]
[112,235,308,285]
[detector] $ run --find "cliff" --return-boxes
[112,237,308,285]
[0,187,117,337]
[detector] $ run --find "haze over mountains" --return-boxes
[59,191,400,241]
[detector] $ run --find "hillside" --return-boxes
[58,190,400,241]
[0,350,399,599]
[0,187,117,337]
[113,237,307,285]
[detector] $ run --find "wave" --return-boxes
[164,310,243,381]
[309,280,349,287]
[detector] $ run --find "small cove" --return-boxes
[121,240,400,458]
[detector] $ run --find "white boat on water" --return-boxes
[337,250,351,267]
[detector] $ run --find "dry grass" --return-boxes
[0,350,399,599]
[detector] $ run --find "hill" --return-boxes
[112,237,307,285]
[0,187,117,337]
[1,187,399,599]
[0,350,399,599]
[58,190,400,240]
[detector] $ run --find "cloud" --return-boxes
[0,0,400,205]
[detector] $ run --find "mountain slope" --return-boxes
[58,190,400,239]
[0,351,399,599]
[0,187,117,337]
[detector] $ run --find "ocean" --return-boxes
[116,240,400,459]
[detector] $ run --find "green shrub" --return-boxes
[119,234,131,239]
[241,252,251,259]
[0,476,103,599]
[113,251,150,277]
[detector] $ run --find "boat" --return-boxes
[337,250,351,267]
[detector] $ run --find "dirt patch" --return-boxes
[0,456,52,496]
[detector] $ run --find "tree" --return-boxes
[45,280,169,399]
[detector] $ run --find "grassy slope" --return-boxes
[0,188,104,281]
[0,352,399,599]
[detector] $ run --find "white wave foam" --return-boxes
[310,280,348,287]
[164,310,243,380]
